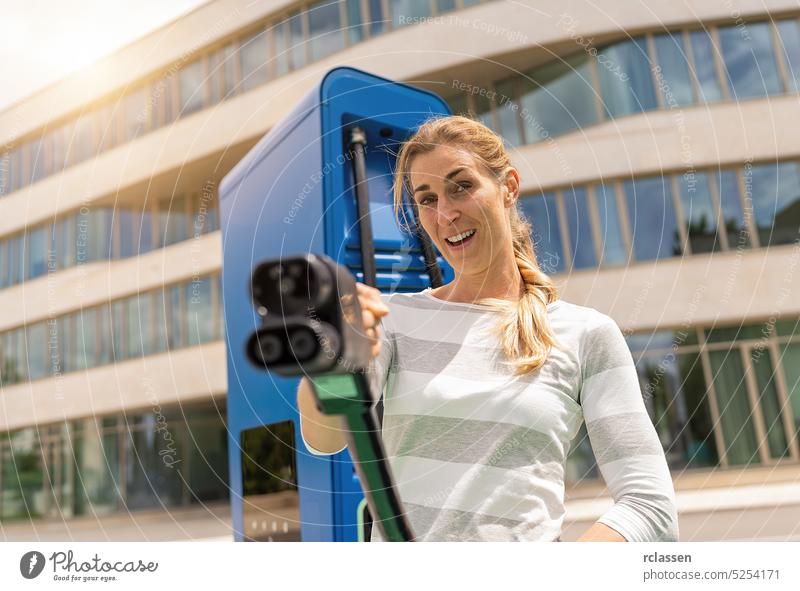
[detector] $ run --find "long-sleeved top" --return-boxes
[302,289,679,542]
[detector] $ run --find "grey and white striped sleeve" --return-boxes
[579,315,680,542]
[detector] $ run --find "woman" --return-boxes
[298,115,679,542]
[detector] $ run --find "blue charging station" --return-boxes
[219,67,453,541]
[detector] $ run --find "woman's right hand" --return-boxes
[355,282,390,358]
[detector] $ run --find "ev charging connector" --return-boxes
[246,253,415,542]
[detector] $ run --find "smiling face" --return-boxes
[409,144,519,283]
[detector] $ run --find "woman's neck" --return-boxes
[435,264,523,304]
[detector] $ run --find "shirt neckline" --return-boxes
[420,287,562,311]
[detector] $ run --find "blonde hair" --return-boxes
[392,114,563,375]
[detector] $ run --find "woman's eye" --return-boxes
[420,196,435,206]
[454,182,471,193]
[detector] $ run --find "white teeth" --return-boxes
[445,229,476,243]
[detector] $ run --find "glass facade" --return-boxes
[445,16,800,147]
[568,319,800,477]
[519,191,564,274]
[2,10,799,199]
[0,274,222,386]
[0,403,228,521]
[0,190,217,290]
[520,159,800,274]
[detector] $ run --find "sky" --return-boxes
[0,0,210,111]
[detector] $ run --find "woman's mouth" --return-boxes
[444,228,476,250]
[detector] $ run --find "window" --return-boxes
[274,22,290,77]
[28,136,45,184]
[75,308,98,370]
[652,32,694,106]
[592,183,627,265]
[158,194,190,247]
[95,103,119,154]
[191,190,218,235]
[520,192,564,274]
[127,293,153,358]
[751,346,791,459]
[0,152,8,196]
[97,304,112,366]
[6,148,20,193]
[179,60,206,116]
[447,93,468,116]
[749,161,800,247]
[61,315,76,375]
[597,37,658,118]
[72,418,121,515]
[676,171,721,254]
[346,0,365,44]
[51,121,74,175]
[390,0,431,29]
[0,238,7,289]
[624,176,680,261]
[118,205,154,257]
[153,289,169,354]
[563,186,597,269]
[308,0,345,62]
[152,75,177,127]
[222,44,238,99]
[70,113,94,165]
[708,349,760,466]
[239,29,269,92]
[186,279,214,346]
[7,235,22,285]
[117,208,134,259]
[2,331,19,384]
[169,284,184,348]
[472,90,494,130]
[186,407,228,502]
[633,349,717,469]
[57,216,77,271]
[140,205,155,255]
[716,169,751,248]
[1,430,44,518]
[688,30,724,102]
[367,0,385,37]
[777,19,800,92]
[718,22,782,98]
[289,11,307,71]
[494,79,522,147]
[124,417,184,510]
[519,52,597,142]
[27,226,47,279]
[46,319,60,377]
[111,300,126,360]
[780,341,800,437]
[26,323,47,381]
[85,208,113,263]
[207,49,224,105]
[123,88,149,142]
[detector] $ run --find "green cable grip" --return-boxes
[310,371,415,542]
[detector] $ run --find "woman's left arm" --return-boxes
[575,315,680,543]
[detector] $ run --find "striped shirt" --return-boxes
[304,289,679,542]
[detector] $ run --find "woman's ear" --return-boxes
[503,167,521,207]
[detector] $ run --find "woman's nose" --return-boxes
[436,196,460,226]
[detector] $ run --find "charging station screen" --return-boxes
[240,420,300,541]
